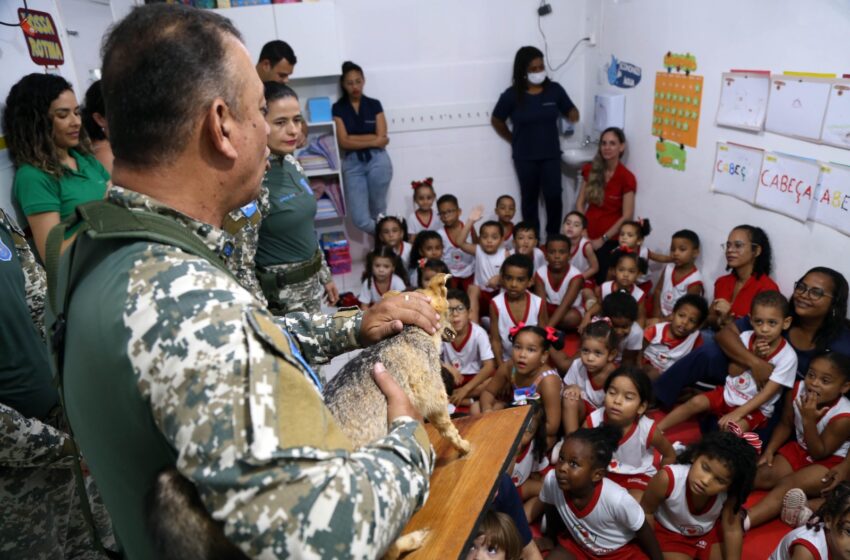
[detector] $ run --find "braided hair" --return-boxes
[677,432,757,511]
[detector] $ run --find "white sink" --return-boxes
[560,142,597,167]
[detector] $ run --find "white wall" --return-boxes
[325,0,595,289]
[585,0,850,300]
[57,0,113,88]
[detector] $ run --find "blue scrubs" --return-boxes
[493,82,576,237]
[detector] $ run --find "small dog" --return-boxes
[323,272,471,454]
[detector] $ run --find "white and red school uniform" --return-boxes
[601,280,646,306]
[474,245,507,294]
[501,223,515,251]
[654,464,725,560]
[357,274,406,306]
[658,263,704,317]
[588,408,657,490]
[569,237,593,277]
[636,246,653,285]
[616,321,644,364]
[439,225,475,280]
[407,210,435,237]
[710,331,797,423]
[441,323,494,383]
[390,240,412,265]
[535,264,584,316]
[539,473,647,558]
[512,439,549,490]
[642,322,703,373]
[492,291,545,362]
[777,380,850,470]
[509,247,546,273]
[769,524,831,560]
[563,359,606,413]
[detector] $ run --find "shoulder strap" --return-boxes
[45,200,239,560]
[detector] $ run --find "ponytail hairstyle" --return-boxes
[585,127,626,206]
[411,177,436,198]
[82,80,107,142]
[677,432,757,511]
[603,366,653,406]
[729,225,773,278]
[339,60,364,103]
[562,425,622,470]
[807,482,850,533]
[620,218,652,240]
[409,230,443,271]
[264,80,298,103]
[610,247,646,276]
[362,245,408,289]
[581,318,619,352]
[375,214,409,251]
[418,259,449,289]
[508,324,566,352]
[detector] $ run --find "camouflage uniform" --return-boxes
[59,186,434,560]
[223,186,268,306]
[0,209,115,559]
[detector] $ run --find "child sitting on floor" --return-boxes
[357,246,408,309]
[642,294,708,380]
[534,234,584,331]
[465,510,524,560]
[511,221,546,272]
[495,194,517,251]
[407,177,437,241]
[375,214,411,264]
[489,254,548,365]
[651,229,704,320]
[442,289,497,414]
[408,230,443,287]
[769,482,850,560]
[583,249,647,329]
[562,319,619,434]
[436,194,477,291]
[562,210,599,281]
[657,290,797,436]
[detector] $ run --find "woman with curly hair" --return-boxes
[4,73,110,259]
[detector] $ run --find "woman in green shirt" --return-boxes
[256,82,338,315]
[3,74,109,260]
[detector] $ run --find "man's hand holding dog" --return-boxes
[372,363,423,423]
[359,291,440,346]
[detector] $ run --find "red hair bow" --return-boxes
[544,326,559,343]
[509,322,526,337]
[616,245,635,254]
[411,177,434,190]
[727,422,763,454]
[418,258,427,269]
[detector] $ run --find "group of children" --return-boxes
[354,181,850,559]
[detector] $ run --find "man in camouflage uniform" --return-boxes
[56,5,440,559]
[0,209,114,558]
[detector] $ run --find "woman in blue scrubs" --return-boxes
[333,61,392,235]
[492,46,579,239]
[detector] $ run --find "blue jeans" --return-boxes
[342,149,393,234]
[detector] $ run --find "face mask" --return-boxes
[527,71,546,85]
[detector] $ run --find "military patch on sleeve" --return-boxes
[0,238,12,262]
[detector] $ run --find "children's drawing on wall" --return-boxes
[607,55,641,88]
[715,71,770,131]
[821,81,850,149]
[652,52,703,171]
[765,74,832,141]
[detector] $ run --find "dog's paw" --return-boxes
[456,438,471,455]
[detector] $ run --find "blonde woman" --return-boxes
[575,127,635,283]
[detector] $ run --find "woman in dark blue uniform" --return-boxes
[492,46,579,239]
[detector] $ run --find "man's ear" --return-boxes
[205,98,238,160]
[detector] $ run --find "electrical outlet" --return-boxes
[588,33,597,46]
[537,3,552,16]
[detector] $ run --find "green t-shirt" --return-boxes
[256,156,319,267]
[0,222,58,419]
[13,149,109,220]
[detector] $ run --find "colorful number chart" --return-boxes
[651,73,704,148]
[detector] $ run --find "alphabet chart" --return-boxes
[821,80,850,149]
[755,152,820,222]
[712,142,763,202]
[812,163,850,236]
[651,72,704,148]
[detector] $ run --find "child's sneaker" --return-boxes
[781,488,812,527]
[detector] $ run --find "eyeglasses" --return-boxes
[448,305,466,315]
[794,281,833,302]
[721,241,758,252]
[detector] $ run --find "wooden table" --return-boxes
[399,406,532,559]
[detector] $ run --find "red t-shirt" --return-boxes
[713,273,779,319]
[581,162,637,239]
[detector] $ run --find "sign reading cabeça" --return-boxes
[755,152,819,222]
[18,9,64,66]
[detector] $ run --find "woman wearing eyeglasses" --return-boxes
[654,267,850,442]
[706,225,778,330]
